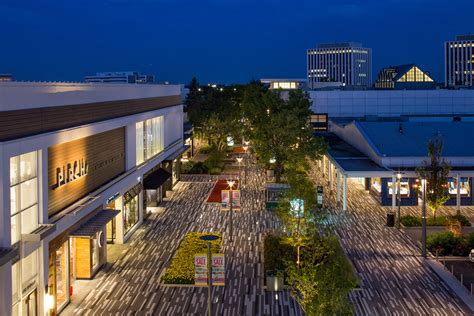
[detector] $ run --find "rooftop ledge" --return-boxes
[0,81,182,112]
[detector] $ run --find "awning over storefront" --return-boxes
[165,145,190,161]
[70,209,120,238]
[143,168,172,190]
[0,246,19,267]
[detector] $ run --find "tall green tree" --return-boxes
[242,86,326,182]
[185,78,243,151]
[416,137,451,220]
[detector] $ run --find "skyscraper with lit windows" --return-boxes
[445,35,474,87]
[307,42,372,89]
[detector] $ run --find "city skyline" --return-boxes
[0,0,473,84]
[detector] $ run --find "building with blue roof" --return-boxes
[317,118,474,211]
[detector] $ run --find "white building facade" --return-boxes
[445,35,474,87]
[0,82,185,315]
[307,42,372,88]
[309,89,474,118]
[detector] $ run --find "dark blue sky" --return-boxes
[1,0,473,84]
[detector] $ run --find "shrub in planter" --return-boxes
[449,214,471,227]
[263,234,296,273]
[426,231,467,256]
[465,232,474,250]
[161,232,222,284]
[426,216,448,226]
[400,215,421,227]
[199,145,212,154]
[204,152,225,170]
[209,167,222,175]
[190,162,209,174]
[181,161,195,174]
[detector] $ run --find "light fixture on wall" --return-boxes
[44,286,54,311]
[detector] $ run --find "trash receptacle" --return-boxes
[386,213,395,227]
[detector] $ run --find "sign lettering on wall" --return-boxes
[53,158,88,190]
[48,128,125,216]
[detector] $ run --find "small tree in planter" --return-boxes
[416,137,451,221]
[276,171,321,268]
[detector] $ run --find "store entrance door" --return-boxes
[106,199,117,243]
[21,289,37,316]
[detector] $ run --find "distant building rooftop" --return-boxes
[317,42,362,49]
[455,34,474,41]
[354,121,474,157]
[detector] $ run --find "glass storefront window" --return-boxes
[371,178,382,193]
[10,151,39,245]
[136,121,144,165]
[123,194,139,235]
[136,116,164,166]
[92,232,100,270]
[55,241,69,311]
[387,179,410,197]
[448,177,470,196]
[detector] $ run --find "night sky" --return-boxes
[1,0,473,84]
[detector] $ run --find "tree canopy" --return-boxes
[186,78,244,151]
[241,86,326,182]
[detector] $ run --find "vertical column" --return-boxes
[342,174,347,211]
[392,174,396,214]
[0,262,12,316]
[456,174,461,213]
[322,156,326,177]
[336,171,341,204]
[115,196,125,244]
[328,161,333,186]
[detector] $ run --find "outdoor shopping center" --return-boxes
[0,82,187,315]
[318,118,474,212]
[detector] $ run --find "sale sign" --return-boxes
[212,254,225,286]
[194,254,208,286]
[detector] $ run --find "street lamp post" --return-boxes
[199,234,219,316]
[421,179,427,258]
[242,144,248,185]
[236,157,243,181]
[397,173,402,229]
[227,179,235,243]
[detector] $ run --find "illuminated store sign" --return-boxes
[53,158,88,190]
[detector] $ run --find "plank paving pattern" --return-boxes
[67,164,303,316]
[310,165,471,316]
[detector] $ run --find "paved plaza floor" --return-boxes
[63,166,303,315]
[310,165,471,315]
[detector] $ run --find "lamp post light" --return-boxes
[397,173,402,229]
[236,157,243,180]
[421,178,427,258]
[199,234,219,316]
[242,145,249,185]
[227,179,235,243]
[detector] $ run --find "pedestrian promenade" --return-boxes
[309,165,470,315]
[64,165,302,315]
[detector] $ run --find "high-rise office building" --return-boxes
[307,42,372,89]
[445,35,474,87]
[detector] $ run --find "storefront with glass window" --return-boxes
[12,250,39,316]
[47,208,118,315]
[446,177,473,205]
[369,177,418,206]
